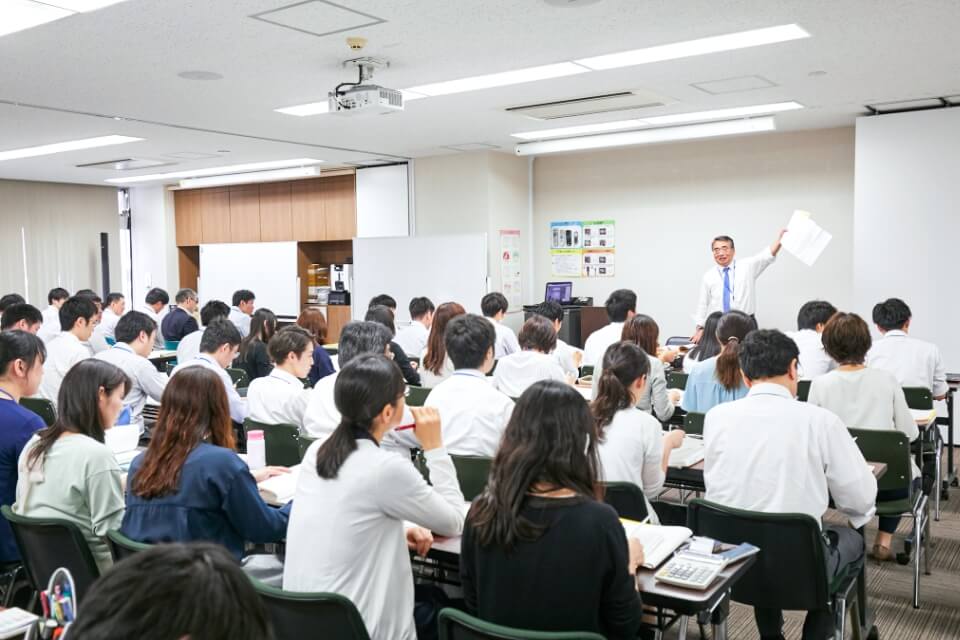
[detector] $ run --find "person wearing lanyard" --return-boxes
[691,231,786,343]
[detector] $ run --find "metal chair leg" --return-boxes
[923,499,932,576]
[835,595,846,640]
[677,615,689,640]
[849,595,863,640]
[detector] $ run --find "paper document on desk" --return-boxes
[782,210,832,266]
[621,519,692,569]
[911,408,936,425]
[668,438,704,468]
[258,465,301,505]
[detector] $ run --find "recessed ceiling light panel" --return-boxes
[0,135,143,162]
[106,158,324,184]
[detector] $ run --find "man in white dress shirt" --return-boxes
[177,300,230,366]
[94,310,167,431]
[786,300,838,380]
[394,296,434,358]
[140,287,170,342]
[98,292,126,340]
[0,304,43,334]
[38,287,69,344]
[532,300,583,378]
[38,296,98,403]
[171,318,247,424]
[867,298,948,399]
[582,289,636,368]
[691,231,785,342]
[481,292,520,359]
[425,314,515,456]
[704,329,877,640]
[247,326,314,426]
[228,289,256,339]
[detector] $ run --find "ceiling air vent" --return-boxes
[506,90,673,121]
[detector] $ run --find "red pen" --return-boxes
[396,423,416,431]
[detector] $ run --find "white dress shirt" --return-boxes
[787,329,837,380]
[418,351,455,389]
[582,321,624,368]
[38,332,91,403]
[394,322,429,359]
[87,326,111,354]
[229,307,251,338]
[424,369,515,457]
[38,306,61,344]
[171,354,248,424]
[866,330,948,397]
[176,329,203,364]
[553,338,581,377]
[488,319,520,359]
[591,355,675,421]
[493,350,567,398]
[597,407,666,523]
[693,248,776,326]
[248,368,311,427]
[284,440,465,640]
[703,382,878,528]
[99,308,122,339]
[94,343,168,429]
[303,371,341,439]
[138,304,165,341]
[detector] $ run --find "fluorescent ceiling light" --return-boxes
[511,101,802,140]
[0,0,129,37]
[574,24,810,70]
[179,167,318,189]
[106,158,324,184]
[43,1,128,10]
[514,117,775,156]
[0,135,143,162]
[404,62,588,97]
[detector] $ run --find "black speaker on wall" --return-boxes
[100,232,110,296]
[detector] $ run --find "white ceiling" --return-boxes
[1,0,959,185]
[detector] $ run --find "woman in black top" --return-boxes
[460,379,643,639]
[233,308,276,382]
[365,304,421,386]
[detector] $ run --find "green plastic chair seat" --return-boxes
[438,607,605,640]
[253,579,371,640]
[406,385,431,407]
[876,498,915,516]
[450,455,492,501]
[666,371,688,390]
[683,411,705,436]
[244,419,302,466]
[902,387,933,411]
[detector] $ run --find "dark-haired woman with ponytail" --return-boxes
[461,380,643,639]
[592,342,685,524]
[284,353,464,640]
[682,310,755,413]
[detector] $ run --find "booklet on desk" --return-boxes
[258,465,300,505]
[668,437,704,468]
[620,518,693,569]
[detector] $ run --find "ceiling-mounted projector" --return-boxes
[328,57,403,116]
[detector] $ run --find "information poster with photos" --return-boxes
[550,219,616,277]
[499,229,522,311]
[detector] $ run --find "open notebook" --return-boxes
[258,465,301,505]
[620,518,693,569]
[668,437,704,468]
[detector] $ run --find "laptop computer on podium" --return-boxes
[545,282,573,305]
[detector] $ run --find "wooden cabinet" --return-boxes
[325,305,352,343]
[259,182,293,241]
[174,190,202,246]
[228,186,261,242]
[291,179,326,240]
[198,188,231,243]
[323,174,357,240]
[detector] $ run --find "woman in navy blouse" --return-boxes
[121,366,289,560]
[297,307,336,385]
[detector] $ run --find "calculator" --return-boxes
[654,553,725,590]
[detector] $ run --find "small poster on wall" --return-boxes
[550,221,583,249]
[551,249,583,277]
[550,219,615,277]
[499,229,522,311]
[582,220,616,249]
[583,249,615,277]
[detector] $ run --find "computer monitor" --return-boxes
[545,281,573,304]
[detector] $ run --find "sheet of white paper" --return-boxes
[782,210,832,266]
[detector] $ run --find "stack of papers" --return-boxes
[668,437,705,468]
[782,210,832,266]
[911,408,937,425]
[258,465,301,505]
[621,518,693,569]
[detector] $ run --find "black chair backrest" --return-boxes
[665,336,691,347]
[602,482,649,521]
[18,398,56,427]
[1,505,100,604]
[848,428,912,493]
[797,379,811,402]
[902,386,933,411]
[687,499,828,612]
[665,370,687,391]
[254,581,371,640]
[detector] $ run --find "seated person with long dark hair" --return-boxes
[121,367,290,562]
[233,308,277,382]
[461,379,643,639]
[366,304,421,386]
[682,310,755,413]
[683,310,722,372]
[284,353,465,640]
[16,359,130,573]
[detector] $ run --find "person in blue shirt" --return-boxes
[121,366,290,561]
[682,311,756,414]
[296,307,336,385]
[0,330,46,563]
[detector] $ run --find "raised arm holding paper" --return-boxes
[691,230,785,343]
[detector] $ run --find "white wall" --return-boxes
[854,108,960,369]
[356,164,410,238]
[129,185,178,303]
[533,127,856,337]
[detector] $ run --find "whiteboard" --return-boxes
[198,241,300,317]
[356,165,409,238]
[352,234,488,324]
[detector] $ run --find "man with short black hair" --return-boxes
[424,314,514,456]
[786,300,838,380]
[582,289,637,368]
[247,326,315,426]
[533,300,582,377]
[141,287,170,342]
[99,292,126,340]
[0,304,43,334]
[38,288,69,343]
[394,296,434,357]
[704,329,877,640]
[481,292,520,359]
[94,311,168,430]
[365,305,420,386]
[867,297,947,399]
[171,318,247,424]
[161,288,199,343]
[38,296,98,402]
[0,295,25,320]
[691,231,785,342]
[369,294,397,311]
[177,300,230,365]
[229,290,256,338]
